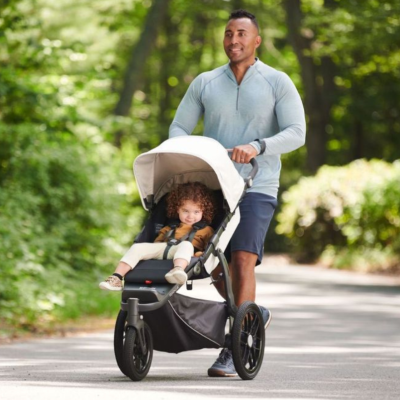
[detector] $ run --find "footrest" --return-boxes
[124,257,207,284]
[125,260,173,284]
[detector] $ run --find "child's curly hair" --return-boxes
[166,182,217,224]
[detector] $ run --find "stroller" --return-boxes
[114,136,266,381]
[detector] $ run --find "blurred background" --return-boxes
[1,0,399,335]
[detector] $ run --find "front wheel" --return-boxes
[123,322,153,381]
[231,301,265,380]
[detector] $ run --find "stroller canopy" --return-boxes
[134,136,245,212]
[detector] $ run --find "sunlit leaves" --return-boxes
[276,159,400,270]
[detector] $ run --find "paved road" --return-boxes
[1,256,400,400]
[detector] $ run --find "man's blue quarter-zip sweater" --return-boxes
[169,59,306,198]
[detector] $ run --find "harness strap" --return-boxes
[187,228,198,244]
[162,227,177,259]
[162,222,206,260]
[163,228,176,240]
[163,244,172,260]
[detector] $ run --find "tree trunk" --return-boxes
[113,0,171,147]
[158,12,179,139]
[283,0,337,173]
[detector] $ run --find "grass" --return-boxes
[0,274,122,344]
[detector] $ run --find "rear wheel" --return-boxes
[232,301,265,380]
[114,310,128,376]
[123,322,153,381]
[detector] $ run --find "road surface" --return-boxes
[1,256,400,399]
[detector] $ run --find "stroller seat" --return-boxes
[124,190,226,285]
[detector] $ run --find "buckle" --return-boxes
[167,238,180,246]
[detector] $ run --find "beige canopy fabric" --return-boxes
[134,136,245,212]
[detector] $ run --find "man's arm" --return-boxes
[250,72,306,156]
[169,76,204,138]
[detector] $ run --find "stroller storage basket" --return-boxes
[143,293,227,353]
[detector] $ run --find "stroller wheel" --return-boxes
[114,310,128,376]
[123,322,153,381]
[231,301,265,380]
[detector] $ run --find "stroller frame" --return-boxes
[113,138,266,381]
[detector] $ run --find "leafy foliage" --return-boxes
[299,0,400,164]
[0,0,142,331]
[276,159,400,272]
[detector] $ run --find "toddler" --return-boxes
[99,182,216,290]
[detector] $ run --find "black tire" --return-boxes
[114,310,128,376]
[231,301,265,380]
[123,322,153,381]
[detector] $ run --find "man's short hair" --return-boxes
[228,9,259,33]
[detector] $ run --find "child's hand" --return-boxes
[194,251,203,257]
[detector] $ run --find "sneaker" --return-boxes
[207,349,237,377]
[99,275,123,291]
[259,305,272,330]
[165,266,187,285]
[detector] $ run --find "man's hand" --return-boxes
[228,144,258,164]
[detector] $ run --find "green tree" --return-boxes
[0,0,141,331]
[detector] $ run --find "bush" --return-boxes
[276,159,400,272]
[0,0,145,336]
[0,123,141,331]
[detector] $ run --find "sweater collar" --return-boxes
[225,57,259,84]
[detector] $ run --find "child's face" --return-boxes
[177,200,203,226]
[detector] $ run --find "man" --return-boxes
[169,9,306,377]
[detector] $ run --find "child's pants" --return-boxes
[120,241,194,270]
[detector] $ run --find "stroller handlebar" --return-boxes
[246,158,258,189]
[227,150,259,189]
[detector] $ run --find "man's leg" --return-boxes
[230,250,258,305]
[211,251,257,306]
[211,264,227,299]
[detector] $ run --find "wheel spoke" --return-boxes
[248,312,254,331]
[248,348,255,369]
[249,316,260,336]
[241,344,250,365]
[134,339,146,372]
[243,314,250,333]
[249,347,258,369]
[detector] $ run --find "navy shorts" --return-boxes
[225,192,278,266]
